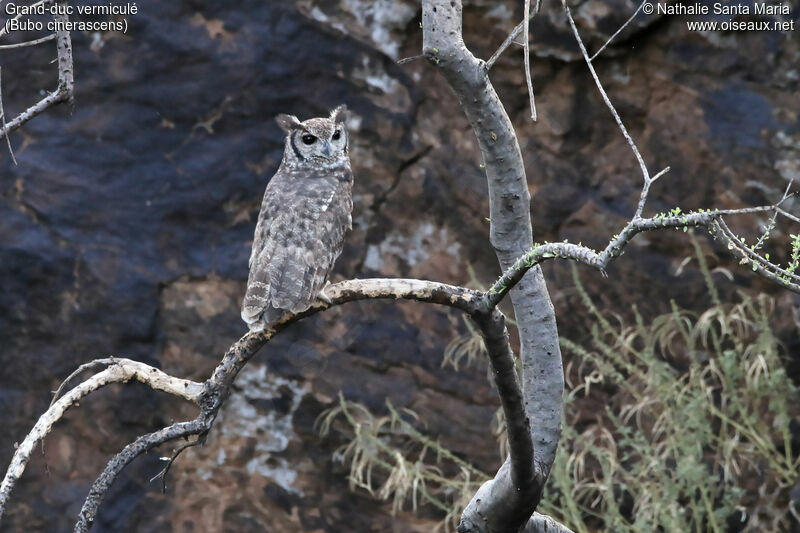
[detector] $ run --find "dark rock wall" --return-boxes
[0,1,798,531]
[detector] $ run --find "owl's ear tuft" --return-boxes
[276,114,301,133]
[330,105,348,124]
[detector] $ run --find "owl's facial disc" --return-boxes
[328,127,346,156]
[280,107,349,168]
[290,118,347,164]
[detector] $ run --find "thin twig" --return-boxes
[397,55,425,65]
[50,357,118,408]
[523,0,537,121]
[716,218,800,285]
[0,67,17,164]
[151,438,204,494]
[485,191,800,308]
[651,166,670,183]
[561,0,652,219]
[485,20,524,70]
[0,3,73,141]
[753,180,794,250]
[777,207,800,225]
[0,0,49,38]
[589,0,646,61]
[0,33,56,50]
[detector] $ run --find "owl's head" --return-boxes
[276,105,349,167]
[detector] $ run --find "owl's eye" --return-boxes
[332,130,341,141]
[301,134,317,145]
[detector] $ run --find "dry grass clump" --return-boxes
[540,264,799,532]
[318,252,799,532]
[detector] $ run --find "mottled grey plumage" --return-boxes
[242,106,353,331]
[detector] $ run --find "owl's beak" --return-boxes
[322,143,331,156]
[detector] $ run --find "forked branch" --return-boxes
[422,1,566,531]
[0,359,203,517]
[1,278,559,531]
[0,2,74,143]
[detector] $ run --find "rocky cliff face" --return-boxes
[1,1,798,531]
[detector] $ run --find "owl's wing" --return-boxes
[242,168,352,328]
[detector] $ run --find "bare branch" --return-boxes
[752,179,794,250]
[485,20,524,71]
[485,0,542,71]
[0,359,203,519]
[150,438,204,494]
[0,67,17,164]
[0,278,503,531]
[423,1,564,531]
[0,3,74,142]
[778,206,800,225]
[75,421,207,532]
[0,89,66,141]
[471,309,533,490]
[523,513,576,533]
[560,0,653,220]
[49,357,119,408]
[53,6,74,99]
[589,0,647,61]
[0,33,56,50]
[523,0,537,121]
[0,0,49,39]
[397,54,425,65]
[485,200,800,309]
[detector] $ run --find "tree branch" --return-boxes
[422,1,564,531]
[485,20,524,71]
[0,67,18,164]
[560,0,652,219]
[0,2,74,142]
[2,278,561,531]
[523,513,575,533]
[0,359,202,519]
[0,33,56,50]
[0,0,49,39]
[485,0,541,71]
[8,203,787,532]
[485,203,800,309]
[523,0,537,121]
[75,421,208,532]
[589,0,647,61]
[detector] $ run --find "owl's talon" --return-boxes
[317,289,333,305]
[317,281,334,304]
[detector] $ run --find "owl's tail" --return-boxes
[241,304,286,333]
[242,273,271,332]
[242,279,286,332]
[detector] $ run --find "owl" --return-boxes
[242,105,354,332]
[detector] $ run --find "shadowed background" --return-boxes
[1,0,798,531]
